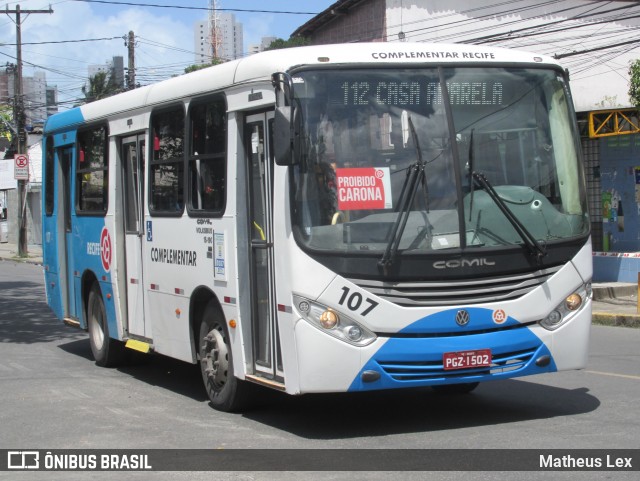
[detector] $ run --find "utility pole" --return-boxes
[126,31,136,89]
[5,4,53,257]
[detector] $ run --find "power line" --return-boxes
[555,37,640,59]
[468,4,640,45]
[392,0,572,44]
[2,36,122,45]
[70,0,319,15]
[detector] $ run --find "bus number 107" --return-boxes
[338,286,379,316]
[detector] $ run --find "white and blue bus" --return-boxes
[42,43,592,411]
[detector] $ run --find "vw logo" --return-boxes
[455,310,470,326]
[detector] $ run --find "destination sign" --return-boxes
[338,80,503,107]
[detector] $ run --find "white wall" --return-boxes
[385,0,640,111]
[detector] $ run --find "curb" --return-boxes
[0,255,43,266]
[592,283,636,300]
[592,312,640,328]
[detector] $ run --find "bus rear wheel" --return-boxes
[198,301,250,412]
[87,283,125,367]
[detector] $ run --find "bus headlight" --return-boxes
[293,295,377,347]
[319,309,339,329]
[539,283,590,331]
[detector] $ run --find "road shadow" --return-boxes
[241,380,600,439]
[55,333,601,439]
[118,352,208,403]
[58,338,208,403]
[0,276,87,344]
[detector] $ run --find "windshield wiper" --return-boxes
[468,129,475,220]
[378,116,428,275]
[471,171,547,260]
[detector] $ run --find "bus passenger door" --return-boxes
[59,147,77,319]
[121,134,148,338]
[245,112,283,382]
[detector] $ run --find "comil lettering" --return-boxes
[433,258,496,269]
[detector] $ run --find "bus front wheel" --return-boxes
[87,283,125,367]
[198,301,250,412]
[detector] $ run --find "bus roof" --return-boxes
[44,42,560,133]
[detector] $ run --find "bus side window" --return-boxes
[149,106,185,215]
[76,126,108,214]
[188,94,227,215]
[45,136,55,216]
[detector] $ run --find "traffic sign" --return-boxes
[14,154,29,180]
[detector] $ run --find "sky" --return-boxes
[0,0,334,108]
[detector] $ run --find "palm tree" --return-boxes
[81,71,121,104]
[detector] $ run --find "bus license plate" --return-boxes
[443,349,492,370]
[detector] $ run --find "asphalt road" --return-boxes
[0,260,638,480]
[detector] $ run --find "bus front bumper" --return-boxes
[293,302,590,393]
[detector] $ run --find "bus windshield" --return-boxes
[289,67,588,256]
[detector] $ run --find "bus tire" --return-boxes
[198,300,250,412]
[431,382,479,394]
[87,283,125,367]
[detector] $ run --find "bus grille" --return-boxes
[347,266,561,307]
[378,348,536,381]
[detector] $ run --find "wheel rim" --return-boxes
[201,326,229,389]
[89,295,105,349]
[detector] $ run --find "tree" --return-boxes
[265,37,309,51]
[81,71,121,104]
[628,59,640,108]
[184,58,225,74]
[0,105,14,143]
[0,105,15,158]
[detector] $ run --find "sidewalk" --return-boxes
[0,242,42,265]
[0,242,637,327]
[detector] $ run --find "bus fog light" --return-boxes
[319,310,338,329]
[547,310,562,324]
[346,325,362,341]
[540,310,563,330]
[565,293,582,311]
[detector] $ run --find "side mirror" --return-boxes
[272,71,300,166]
[274,105,301,166]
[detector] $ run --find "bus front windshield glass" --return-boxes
[289,67,588,256]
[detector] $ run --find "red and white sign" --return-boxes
[100,227,112,273]
[14,154,29,180]
[336,167,392,211]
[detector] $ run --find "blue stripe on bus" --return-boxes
[348,308,556,392]
[394,306,521,333]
